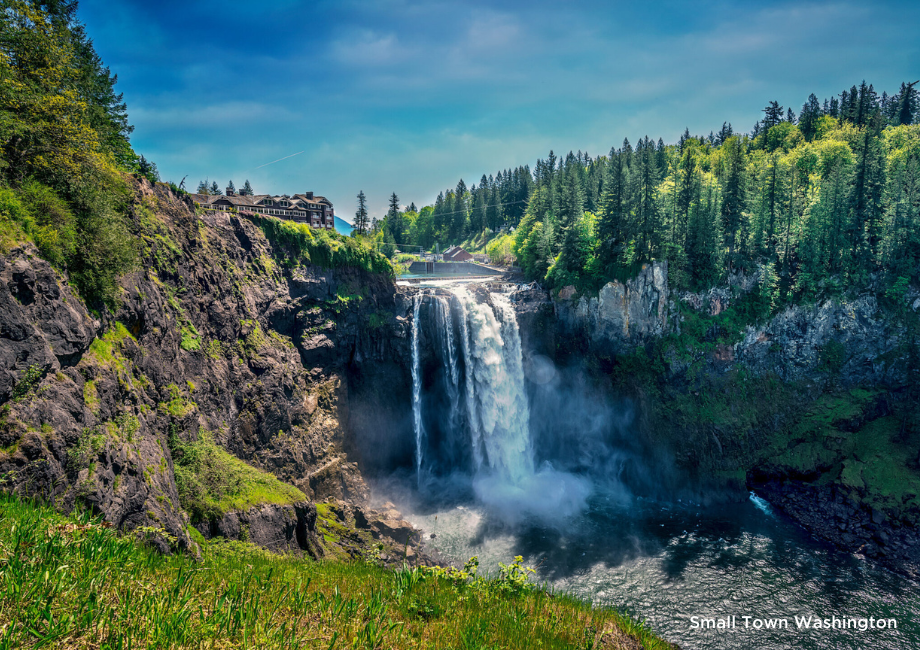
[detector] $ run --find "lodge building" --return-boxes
[191,187,335,230]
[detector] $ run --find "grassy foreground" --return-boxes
[0,495,673,650]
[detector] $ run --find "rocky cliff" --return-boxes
[555,262,674,353]
[0,179,416,555]
[526,263,919,576]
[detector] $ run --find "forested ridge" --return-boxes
[372,80,920,311]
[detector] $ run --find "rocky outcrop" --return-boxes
[754,480,920,579]
[555,261,673,352]
[194,501,323,556]
[0,246,98,402]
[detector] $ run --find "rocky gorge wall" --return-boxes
[517,263,920,576]
[0,179,416,555]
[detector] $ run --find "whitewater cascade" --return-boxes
[411,287,534,485]
[410,294,424,484]
[409,284,591,520]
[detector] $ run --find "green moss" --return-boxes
[88,322,135,371]
[83,380,99,412]
[754,390,920,512]
[237,319,266,356]
[367,310,391,329]
[171,431,306,522]
[180,326,201,351]
[159,383,196,418]
[849,417,920,509]
[205,339,224,360]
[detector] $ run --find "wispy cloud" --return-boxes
[78,0,920,217]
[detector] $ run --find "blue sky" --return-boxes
[78,0,919,221]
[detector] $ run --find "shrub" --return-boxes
[250,213,394,277]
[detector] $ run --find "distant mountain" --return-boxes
[334,215,354,236]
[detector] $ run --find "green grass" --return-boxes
[172,432,306,523]
[0,494,674,649]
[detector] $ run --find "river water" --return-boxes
[404,492,919,650]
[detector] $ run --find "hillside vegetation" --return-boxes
[0,495,674,650]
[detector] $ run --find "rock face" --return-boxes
[736,295,903,385]
[194,502,322,556]
[555,261,673,352]
[0,179,413,552]
[0,246,98,402]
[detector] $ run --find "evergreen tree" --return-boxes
[559,163,585,229]
[386,192,405,244]
[847,115,886,269]
[799,94,822,140]
[687,177,722,288]
[136,155,158,183]
[487,183,502,230]
[897,81,919,126]
[227,180,235,194]
[632,136,661,261]
[210,181,220,195]
[354,190,369,234]
[720,137,747,269]
[763,101,784,129]
[241,179,254,196]
[597,146,628,273]
[197,180,209,194]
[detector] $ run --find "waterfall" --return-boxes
[450,287,534,485]
[410,293,424,484]
[433,296,460,433]
[409,285,591,520]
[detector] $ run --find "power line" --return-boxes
[254,151,305,169]
[398,198,528,220]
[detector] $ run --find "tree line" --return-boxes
[360,80,919,312]
[194,179,255,196]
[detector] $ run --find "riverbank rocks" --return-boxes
[754,481,920,579]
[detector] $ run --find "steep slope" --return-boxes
[0,179,414,553]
